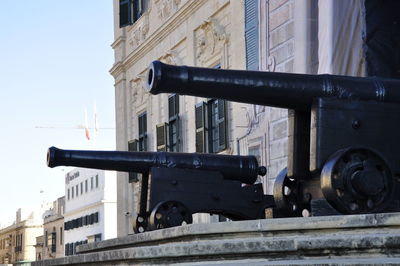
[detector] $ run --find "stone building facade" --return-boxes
[0,208,44,264]
[111,0,388,236]
[34,235,44,261]
[111,0,255,236]
[40,197,65,260]
[110,0,319,237]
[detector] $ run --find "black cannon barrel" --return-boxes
[47,147,266,184]
[145,61,400,110]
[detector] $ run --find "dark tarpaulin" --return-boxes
[365,0,400,78]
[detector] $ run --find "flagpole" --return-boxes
[93,100,98,149]
[84,107,91,143]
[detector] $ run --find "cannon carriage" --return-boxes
[47,146,273,232]
[145,60,400,218]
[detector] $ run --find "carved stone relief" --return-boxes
[159,49,183,65]
[131,74,148,107]
[154,0,182,21]
[246,105,266,133]
[195,18,229,65]
[267,56,276,72]
[128,14,150,49]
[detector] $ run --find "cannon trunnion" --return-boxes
[146,61,400,217]
[48,147,273,232]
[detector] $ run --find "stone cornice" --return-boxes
[115,0,208,75]
[109,61,125,78]
[0,219,43,234]
[44,214,64,225]
[111,36,126,49]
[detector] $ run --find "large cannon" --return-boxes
[48,147,273,232]
[146,61,400,217]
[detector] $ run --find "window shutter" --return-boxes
[168,95,175,118]
[156,123,168,151]
[133,0,145,21]
[168,94,180,152]
[138,113,145,136]
[175,115,181,151]
[128,139,138,152]
[217,100,227,150]
[119,0,133,28]
[245,0,259,70]
[128,139,139,183]
[138,112,147,151]
[195,102,207,153]
[168,94,179,118]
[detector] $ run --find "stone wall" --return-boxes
[111,0,253,236]
[242,0,294,194]
[32,213,400,265]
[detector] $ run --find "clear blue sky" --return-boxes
[0,1,115,224]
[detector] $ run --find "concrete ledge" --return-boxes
[79,212,400,253]
[32,213,400,265]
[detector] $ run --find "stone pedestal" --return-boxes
[33,213,400,265]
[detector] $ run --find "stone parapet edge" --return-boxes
[78,212,400,253]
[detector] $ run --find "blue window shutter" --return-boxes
[245,0,259,70]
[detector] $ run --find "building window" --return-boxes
[15,234,23,253]
[94,234,102,242]
[67,189,70,200]
[168,94,180,152]
[156,123,168,152]
[131,112,148,183]
[208,99,227,153]
[51,232,56,253]
[80,182,83,194]
[128,140,139,183]
[195,99,227,153]
[156,94,180,152]
[95,175,99,188]
[91,177,94,190]
[60,227,63,245]
[138,112,147,151]
[119,0,147,28]
[245,0,259,71]
[64,212,99,231]
[76,184,78,197]
[85,179,88,192]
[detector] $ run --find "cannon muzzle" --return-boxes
[47,146,266,184]
[146,61,400,110]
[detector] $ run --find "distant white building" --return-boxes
[63,168,117,256]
